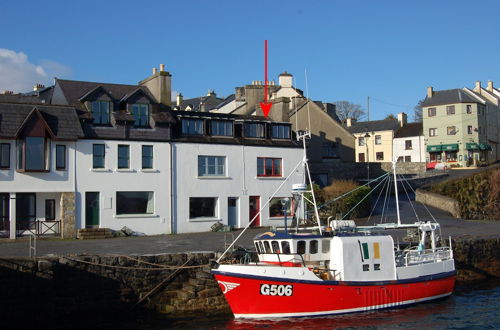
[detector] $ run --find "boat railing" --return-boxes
[396,247,453,267]
[257,253,307,267]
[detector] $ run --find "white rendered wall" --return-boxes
[393,136,425,162]
[75,139,171,235]
[172,142,303,233]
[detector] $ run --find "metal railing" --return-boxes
[396,247,452,267]
[15,220,61,237]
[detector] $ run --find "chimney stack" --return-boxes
[346,118,355,127]
[487,80,494,92]
[475,80,481,93]
[427,86,433,98]
[139,63,172,107]
[3,90,13,95]
[33,83,45,92]
[397,112,407,127]
[278,72,293,88]
[176,93,183,107]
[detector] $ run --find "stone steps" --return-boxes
[77,228,113,240]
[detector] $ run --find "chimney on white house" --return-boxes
[427,86,433,98]
[346,118,356,127]
[487,80,494,92]
[397,112,407,127]
[176,93,183,106]
[278,72,293,88]
[139,63,172,107]
[475,80,481,93]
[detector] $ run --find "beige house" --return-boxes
[421,81,500,167]
[346,113,407,163]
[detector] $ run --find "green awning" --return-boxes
[465,143,479,151]
[479,143,492,151]
[442,144,459,151]
[427,145,442,152]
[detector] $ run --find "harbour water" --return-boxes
[162,279,500,329]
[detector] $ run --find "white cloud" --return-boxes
[0,49,72,93]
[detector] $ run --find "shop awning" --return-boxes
[427,145,442,152]
[479,143,492,151]
[442,144,459,151]
[465,143,479,150]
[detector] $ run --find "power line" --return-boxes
[370,96,415,109]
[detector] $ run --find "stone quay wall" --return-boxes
[0,239,498,321]
[415,188,461,218]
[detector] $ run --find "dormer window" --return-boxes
[271,124,291,139]
[182,119,204,135]
[131,103,150,127]
[17,137,49,171]
[91,101,110,125]
[211,120,233,137]
[244,123,265,138]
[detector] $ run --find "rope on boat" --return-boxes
[366,174,391,224]
[397,173,420,222]
[397,173,438,223]
[61,256,209,271]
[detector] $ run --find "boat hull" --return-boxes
[212,268,456,318]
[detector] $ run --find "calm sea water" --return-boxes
[163,279,500,329]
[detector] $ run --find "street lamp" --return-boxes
[364,132,371,183]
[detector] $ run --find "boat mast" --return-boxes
[392,158,401,226]
[298,130,322,234]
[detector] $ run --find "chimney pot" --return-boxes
[475,80,481,92]
[427,86,433,98]
[152,67,158,74]
[159,64,165,72]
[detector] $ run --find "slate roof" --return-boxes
[421,88,484,107]
[394,122,423,138]
[214,94,235,109]
[0,94,45,104]
[175,94,225,112]
[0,103,83,140]
[347,119,399,134]
[55,79,157,110]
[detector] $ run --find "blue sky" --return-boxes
[1,0,499,121]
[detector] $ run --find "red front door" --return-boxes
[249,196,260,227]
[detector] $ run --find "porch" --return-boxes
[0,192,75,239]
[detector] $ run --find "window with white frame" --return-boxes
[446,105,455,115]
[358,136,365,146]
[56,145,66,170]
[375,135,381,145]
[198,156,225,176]
[429,128,437,137]
[93,144,105,168]
[116,191,154,215]
[189,197,217,218]
[428,107,436,117]
[142,145,153,169]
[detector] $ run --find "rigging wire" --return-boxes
[366,174,391,225]
[397,173,420,221]
[380,172,392,224]
[341,175,389,221]
[399,174,438,223]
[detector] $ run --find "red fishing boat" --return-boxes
[212,131,455,318]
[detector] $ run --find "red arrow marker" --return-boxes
[260,40,272,117]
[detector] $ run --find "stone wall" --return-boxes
[0,240,498,325]
[415,188,461,218]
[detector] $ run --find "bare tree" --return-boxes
[384,114,396,120]
[414,100,423,122]
[333,101,365,122]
